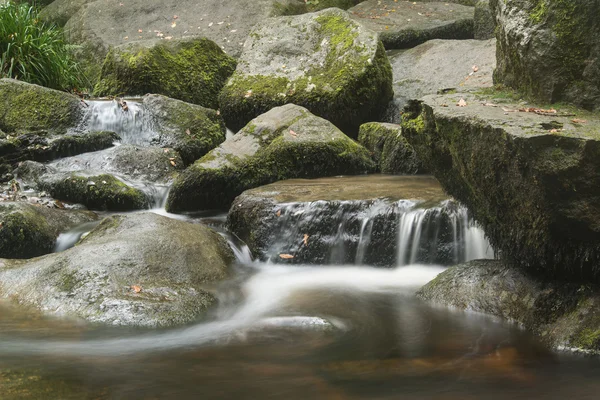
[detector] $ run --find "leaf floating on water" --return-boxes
[457,98,467,107]
[303,234,309,246]
[131,285,142,293]
[279,254,294,259]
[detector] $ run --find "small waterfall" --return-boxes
[53,221,101,252]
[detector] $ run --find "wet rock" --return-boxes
[390,39,495,110]
[491,0,600,109]
[402,90,600,280]
[358,122,426,174]
[166,104,375,212]
[0,79,85,134]
[418,260,600,354]
[272,0,364,16]
[143,94,226,165]
[219,8,393,135]
[94,38,236,109]
[0,213,234,327]
[40,0,94,26]
[474,0,494,39]
[348,1,474,49]
[0,201,97,259]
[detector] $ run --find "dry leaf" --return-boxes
[289,129,297,137]
[170,160,177,167]
[244,90,252,98]
[185,128,191,135]
[276,209,281,217]
[457,98,467,107]
[164,149,169,153]
[472,65,479,72]
[171,21,177,28]
[572,118,587,124]
[482,102,498,107]
[173,15,178,19]
[303,234,309,246]
[279,254,294,259]
[138,29,143,33]
[131,285,142,293]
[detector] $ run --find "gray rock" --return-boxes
[0,213,234,327]
[40,0,93,26]
[166,104,376,212]
[0,201,97,259]
[491,0,600,109]
[272,0,364,16]
[348,0,475,49]
[474,0,494,39]
[402,91,600,280]
[219,8,393,135]
[358,122,426,174]
[418,260,600,354]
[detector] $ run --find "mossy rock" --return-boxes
[143,94,226,165]
[272,0,364,16]
[0,213,234,327]
[0,79,85,134]
[39,0,94,26]
[166,104,375,212]
[358,122,426,174]
[0,202,97,259]
[94,38,237,109]
[491,0,600,109]
[474,0,495,39]
[219,8,393,136]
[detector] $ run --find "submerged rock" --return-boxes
[418,260,600,354]
[0,201,97,259]
[358,122,426,174]
[166,104,375,212]
[348,1,474,49]
[0,213,234,327]
[402,90,600,280]
[94,38,236,109]
[219,8,393,135]
[491,0,600,109]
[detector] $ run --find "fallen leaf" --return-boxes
[276,209,281,217]
[279,254,294,259]
[457,98,467,107]
[170,160,177,167]
[289,129,297,137]
[303,234,309,246]
[472,65,479,72]
[482,102,498,107]
[138,29,143,33]
[131,285,142,293]
[185,128,191,135]
[572,118,587,124]
[244,90,252,98]
[173,15,178,19]
[164,149,169,153]
[171,21,177,28]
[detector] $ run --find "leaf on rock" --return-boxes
[303,234,309,246]
[131,285,142,293]
[457,98,467,107]
[279,254,294,259]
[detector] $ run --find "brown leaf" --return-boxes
[289,129,297,137]
[279,254,294,259]
[303,234,309,246]
[457,98,467,107]
[472,65,479,73]
[276,209,281,217]
[572,118,588,124]
[164,148,169,153]
[185,129,191,135]
[170,160,177,167]
[131,285,142,293]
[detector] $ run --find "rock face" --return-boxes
[0,202,97,259]
[0,213,234,327]
[143,94,227,165]
[358,122,426,174]
[219,8,393,135]
[418,260,600,354]
[94,38,236,109]
[474,0,494,39]
[349,1,475,49]
[491,0,600,109]
[402,91,600,280]
[0,79,85,134]
[166,104,375,212]
[272,0,364,15]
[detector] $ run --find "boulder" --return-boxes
[358,122,426,174]
[166,104,375,212]
[143,94,227,165]
[418,260,600,354]
[272,0,364,16]
[218,8,393,135]
[474,0,494,39]
[348,1,474,49]
[0,213,234,327]
[402,90,600,280]
[40,0,94,26]
[0,79,85,134]
[0,201,97,259]
[94,38,236,109]
[491,0,600,109]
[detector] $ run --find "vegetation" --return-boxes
[0,1,85,91]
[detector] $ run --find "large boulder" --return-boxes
[94,38,236,109]
[166,104,375,212]
[402,90,600,280]
[0,201,97,259]
[272,0,364,15]
[0,213,234,327]
[348,1,475,49]
[491,0,600,109]
[0,79,85,134]
[474,0,495,40]
[218,8,393,135]
[419,260,600,354]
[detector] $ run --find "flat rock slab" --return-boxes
[391,39,495,109]
[349,0,475,49]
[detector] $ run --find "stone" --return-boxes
[418,260,600,354]
[272,0,364,15]
[0,201,97,259]
[402,90,600,280]
[94,38,236,110]
[348,0,475,49]
[491,0,600,109]
[0,213,234,327]
[166,104,375,212]
[358,122,426,174]
[474,0,495,39]
[218,8,393,135]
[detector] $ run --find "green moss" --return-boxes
[0,205,55,258]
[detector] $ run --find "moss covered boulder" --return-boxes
[491,0,600,109]
[166,104,375,212]
[0,201,97,259]
[358,122,426,174]
[402,90,600,280]
[143,94,226,165]
[94,38,236,108]
[348,1,475,49]
[419,260,600,354]
[219,8,393,135]
[0,213,234,327]
[0,79,85,134]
